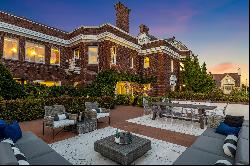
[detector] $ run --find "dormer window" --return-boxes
[111,46,117,64]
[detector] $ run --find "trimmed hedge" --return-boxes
[0,96,115,122]
[165,90,249,103]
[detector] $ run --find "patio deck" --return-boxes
[20,105,197,146]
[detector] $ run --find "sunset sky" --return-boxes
[1,0,249,85]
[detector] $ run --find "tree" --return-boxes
[0,63,25,100]
[180,56,215,93]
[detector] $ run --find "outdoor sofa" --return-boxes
[0,131,71,165]
[174,120,249,165]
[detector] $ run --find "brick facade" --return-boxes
[0,2,191,96]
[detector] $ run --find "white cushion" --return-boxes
[53,119,75,128]
[58,114,67,120]
[97,113,109,119]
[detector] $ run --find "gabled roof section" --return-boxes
[166,36,189,51]
[0,10,138,44]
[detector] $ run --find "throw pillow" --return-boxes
[215,122,240,136]
[223,135,238,158]
[58,114,67,121]
[92,108,102,113]
[65,112,70,119]
[214,160,232,165]
[0,119,6,139]
[224,115,244,128]
[3,121,22,143]
[1,139,29,165]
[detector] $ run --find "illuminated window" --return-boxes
[3,37,19,60]
[171,59,174,72]
[111,46,117,64]
[130,57,134,68]
[25,42,45,63]
[180,62,184,71]
[14,78,27,85]
[144,57,150,68]
[34,80,61,87]
[50,48,60,65]
[74,49,80,59]
[116,81,132,95]
[88,46,98,64]
[143,84,151,91]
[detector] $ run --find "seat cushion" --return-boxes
[0,142,18,165]
[15,131,38,146]
[53,119,75,128]
[202,128,226,140]
[191,135,231,159]
[28,151,72,165]
[238,126,249,140]
[235,138,249,165]
[173,147,234,165]
[242,120,249,127]
[16,138,53,160]
[97,113,109,119]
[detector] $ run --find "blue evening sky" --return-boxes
[0,0,249,84]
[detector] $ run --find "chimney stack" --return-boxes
[139,24,149,34]
[115,2,131,33]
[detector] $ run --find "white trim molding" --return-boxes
[0,21,141,50]
[139,46,180,59]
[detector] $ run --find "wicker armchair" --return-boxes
[43,105,78,139]
[85,102,110,125]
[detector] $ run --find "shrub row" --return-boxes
[165,90,249,103]
[0,96,115,122]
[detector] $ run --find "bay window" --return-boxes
[3,37,19,60]
[88,46,98,64]
[25,42,45,63]
[50,48,60,65]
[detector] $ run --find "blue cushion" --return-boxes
[3,121,22,143]
[0,120,6,139]
[215,122,240,136]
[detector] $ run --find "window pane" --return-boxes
[88,46,98,64]
[144,57,150,68]
[74,49,80,59]
[3,37,19,60]
[111,46,117,64]
[25,42,45,63]
[51,48,60,65]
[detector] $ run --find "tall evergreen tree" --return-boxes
[0,63,25,100]
[180,56,215,92]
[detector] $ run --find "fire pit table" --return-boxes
[94,134,151,165]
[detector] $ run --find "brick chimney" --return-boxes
[115,2,131,33]
[139,24,149,34]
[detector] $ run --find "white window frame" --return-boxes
[111,46,117,65]
[25,41,45,64]
[88,46,98,65]
[50,47,60,66]
[130,57,134,68]
[171,59,174,72]
[3,37,19,60]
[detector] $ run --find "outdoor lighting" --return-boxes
[31,50,37,56]
[183,84,186,87]
[11,47,17,53]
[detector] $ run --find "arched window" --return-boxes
[111,46,117,64]
[144,57,150,68]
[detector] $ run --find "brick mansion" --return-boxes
[0,2,193,96]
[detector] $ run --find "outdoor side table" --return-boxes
[94,134,151,165]
[76,119,97,134]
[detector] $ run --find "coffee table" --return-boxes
[94,134,151,165]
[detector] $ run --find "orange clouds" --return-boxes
[208,63,249,85]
